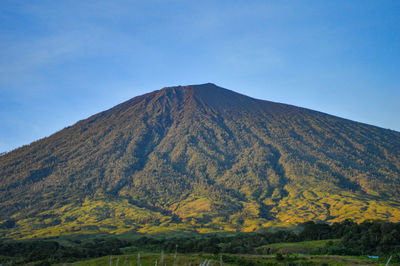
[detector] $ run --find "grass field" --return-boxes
[255,239,340,254]
[62,252,382,266]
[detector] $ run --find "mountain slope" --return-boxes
[1,83,400,238]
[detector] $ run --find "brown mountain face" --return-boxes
[1,83,400,238]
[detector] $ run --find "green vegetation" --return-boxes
[1,84,400,238]
[255,239,340,254]
[1,220,400,265]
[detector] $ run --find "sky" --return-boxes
[1,0,399,152]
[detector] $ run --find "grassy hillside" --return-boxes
[1,83,400,238]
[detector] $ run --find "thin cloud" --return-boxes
[0,34,84,79]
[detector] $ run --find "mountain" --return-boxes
[1,83,400,238]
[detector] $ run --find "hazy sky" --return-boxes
[1,0,399,152]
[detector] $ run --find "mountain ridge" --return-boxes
[1,83,400,238]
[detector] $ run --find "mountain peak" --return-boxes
[157,83,260,113]
[160,83,231,98]
[162,82,219,90]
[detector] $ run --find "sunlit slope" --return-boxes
[1,83,400,238]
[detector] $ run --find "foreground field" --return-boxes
[1,220,399,265]
[65,253,381,266]
[255,239,340,254]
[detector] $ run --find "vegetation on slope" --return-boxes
[1,84,400,237]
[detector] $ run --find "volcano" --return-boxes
[1,83,400,238]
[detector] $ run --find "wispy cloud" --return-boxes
[0,33,87,85]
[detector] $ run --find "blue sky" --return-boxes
[1,0,399,152]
